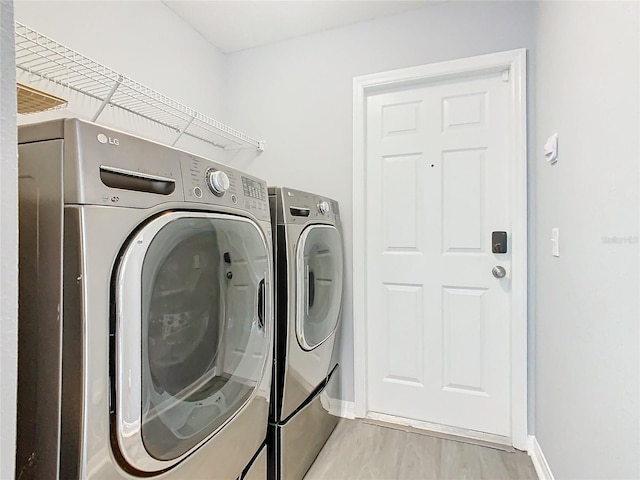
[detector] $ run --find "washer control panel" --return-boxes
[275,187,340,225]
[180,154,270,221]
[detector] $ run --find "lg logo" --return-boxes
[97,133,120,146]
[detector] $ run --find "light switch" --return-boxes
[545,134,558,164]
[551,228,560,257]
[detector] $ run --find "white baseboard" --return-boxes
[365,412,512,450]
[528,436,555,480]
[328,399,356,419]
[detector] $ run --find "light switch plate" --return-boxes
[545,134,558,164]
[551,228,560,257]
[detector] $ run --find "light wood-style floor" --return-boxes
[304,420,538,480]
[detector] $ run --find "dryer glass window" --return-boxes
[137,215,269,461]
[296,225,343,350]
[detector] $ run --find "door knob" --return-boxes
[492,266,506,278]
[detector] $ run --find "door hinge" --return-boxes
[502,69,510,82]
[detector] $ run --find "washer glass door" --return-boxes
[295,224,343,351]
[115,212,271,471]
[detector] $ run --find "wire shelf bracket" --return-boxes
[14,21,264,152]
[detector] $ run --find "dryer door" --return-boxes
[114,212,271,473]
[295,224,344,351]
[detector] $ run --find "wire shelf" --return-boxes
[14,22,264,152]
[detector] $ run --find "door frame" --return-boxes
[352,49,528,450]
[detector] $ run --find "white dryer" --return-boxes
[16,119,272,479]
[267,187,344,480]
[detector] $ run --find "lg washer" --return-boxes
[16,118,272,479]
[267,187,344,480]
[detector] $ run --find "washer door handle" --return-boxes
[308,269,315,310]
[257,278,266,331]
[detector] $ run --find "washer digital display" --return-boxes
[242,177,264,201]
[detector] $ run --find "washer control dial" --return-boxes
[205,168,230,196]
[318,200,330,214]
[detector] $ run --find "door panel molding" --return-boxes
[352,49,527,449]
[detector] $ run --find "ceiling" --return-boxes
[163,1,434,54]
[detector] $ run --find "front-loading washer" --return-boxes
[16,118,273,479]
[267,187,344,480]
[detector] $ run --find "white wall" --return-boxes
[14,0,229,158]
[0,1,18,478]
[535,2,639,478]
[224,1,537,405]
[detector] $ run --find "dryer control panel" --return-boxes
[180,154,270,222]
[271,187,341,226]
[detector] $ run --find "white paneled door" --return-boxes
[366,71,512,436]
